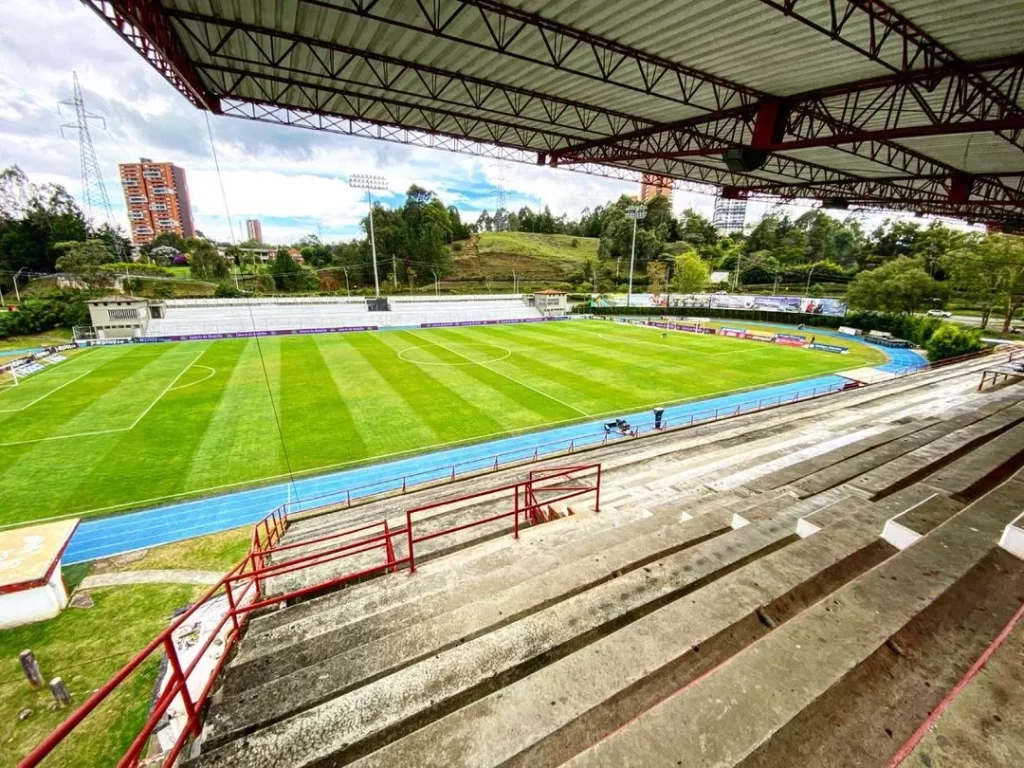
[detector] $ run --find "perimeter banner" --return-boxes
[775,333,807,348]
[807,342,849,354]
[420,317,569,329]
[136,326,378,343]
[719,327,746,338]
[669,293,845,317]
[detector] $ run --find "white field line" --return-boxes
[0,349,207,448]
[169,365,217,391]
[421,336,590,417]
[0,369,95,413]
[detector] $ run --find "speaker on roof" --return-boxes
[722,148,769,173]
[821,198,849,210]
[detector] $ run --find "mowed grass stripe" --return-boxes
[0,345,192,442]
[278,336,368,468]
[487,322,709,382]
[397,329,581,420]
[314,335,438,455]
[438,325,636,412]
[347,333,505,442]
[375,331,567,429]
[471,324,699,405]
[62,342,243,512]
[513,322,837,403]
[183,340,288,492]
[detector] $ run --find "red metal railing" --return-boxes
[20,464,600,768]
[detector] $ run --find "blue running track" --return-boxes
[60,332,924,564]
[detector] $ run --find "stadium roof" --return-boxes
[85,1,1024,229]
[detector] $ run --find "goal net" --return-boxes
[0,366,19,389]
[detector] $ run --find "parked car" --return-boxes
[925,309,953,318]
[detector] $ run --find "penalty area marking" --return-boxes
[0,349,208,448]
[0,369,95,413]
[398,342,512,367]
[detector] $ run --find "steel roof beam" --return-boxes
[759,0,1024,150]
[167,7,876,191]
[216,97,719,195]
[81,0,220,112]
[165,8,651,139]
[297,0,763,112]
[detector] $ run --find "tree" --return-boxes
[54,239,115,274]
[925,323,984,362]
[845,257,943,314]
[297,234,333,267]
[268,250,316,291]
[676,209,716,249]
[646,261,668,295]
[671,251,710,293]
[946,234,1024,331]
[93,223,132,260]
[189,241,230,280]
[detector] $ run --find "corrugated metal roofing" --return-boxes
[93,0,1024,224]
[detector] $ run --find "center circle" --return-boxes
[398,342,512,366]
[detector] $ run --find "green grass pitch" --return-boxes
[0,321,884,526]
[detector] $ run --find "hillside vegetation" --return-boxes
[449,231,598,284]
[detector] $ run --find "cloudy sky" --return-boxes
[0,0,957,245]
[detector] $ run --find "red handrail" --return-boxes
[21,464,601,768]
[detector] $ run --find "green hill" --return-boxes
[449,232,598,285]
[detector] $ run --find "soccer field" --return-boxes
[0,321,883,526]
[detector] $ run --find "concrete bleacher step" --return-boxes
[340,501,902,768]
[191,514,803,764]
[219,507,733,703]
[851,398,1024,499]
[881,492,965,550]
[745,419,937,493]
[787,415,991,499]
[898,616,1024,768]
[919,421,1024,503]
[561,471,1024,768]
[738,547,1024,768]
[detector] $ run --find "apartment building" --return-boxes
[119,158,195,245]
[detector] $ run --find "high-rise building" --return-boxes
[118,158,195,245]
[245,218,264,243]
[712,196,747,235]
[639,173,673,203]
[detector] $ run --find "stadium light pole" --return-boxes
[625,205,646,308]
[349,174,388,297]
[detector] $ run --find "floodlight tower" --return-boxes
[625,204,647,308]
[350,174,388,297]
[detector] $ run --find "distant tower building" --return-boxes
[246,218,264,242]
[712,195,747,235]
[118,158,195,244]
[639,174,673,203]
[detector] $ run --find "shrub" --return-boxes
[925,323,984,362]
[214,282,243,298]
[450,241,464,253]
[173,254,189,266]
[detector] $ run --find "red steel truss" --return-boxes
[80,0,1024,227]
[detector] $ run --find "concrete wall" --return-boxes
[0,570,69,629]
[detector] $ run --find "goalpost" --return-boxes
[0,366,19,389]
